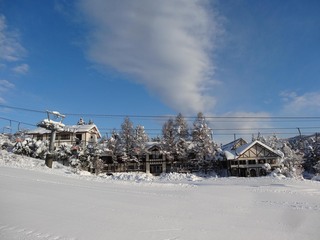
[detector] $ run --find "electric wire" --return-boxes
[1,104,320,137]
[1,104,320,120]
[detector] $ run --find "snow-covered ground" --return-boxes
[1,150,320,240]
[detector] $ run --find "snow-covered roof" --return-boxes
[27,124,101,138]
[26,127,50,135]
[223,140,282,160]
[221,138,247,151]
[145,142,162,150]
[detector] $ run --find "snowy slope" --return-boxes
[1,150,320,240]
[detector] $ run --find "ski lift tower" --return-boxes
[37,111,66,168]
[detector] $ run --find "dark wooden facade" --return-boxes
[224,140,282,177]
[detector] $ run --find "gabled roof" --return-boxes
[145,142,162,151]
[222,138,247,151]
[27,124,102,138]
[63,124,101,138]
[224,140,282,160]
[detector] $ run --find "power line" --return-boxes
[0,117,36,127]
[1,104,320,138]
[2,104,320,120]
[1,117,319,138]
[98,126,320,132]
[0,104,45,114]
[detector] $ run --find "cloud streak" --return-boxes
[0,79,14,92]
[0,79,15,103]
[280,91,320,115]
[78,0,221,114]
[0,15,26,62]
[12,63,29,74]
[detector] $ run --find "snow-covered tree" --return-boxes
[33,140,49,159]
[280,142,304,178]
[161,118,175,160]
[257,134,283,150]
[174,113,189,141]
[104,130,122,162]
[255,133,305,178]
[133,125,149,160]
[120,117,135,158]
[151,135,161,142]
[314,161,320,174]
[191,112,217,173]
[0,133,14,150]
[173,113,189,162]
[12,138,49,158]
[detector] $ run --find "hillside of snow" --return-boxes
[1,150,320,240]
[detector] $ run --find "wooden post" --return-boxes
[49,130,56,152]
[45,153,53,168]
[162,154,166,174]
[45,130,56,168]
[146,154,150,174]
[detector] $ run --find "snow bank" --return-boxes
[0,150,199,186]
[159,172,205,182]
[102,172,155,182]
[312,175,320,181]
[0,150,47,170]
[1,149,318,187]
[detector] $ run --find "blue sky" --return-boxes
[1,0,320,143]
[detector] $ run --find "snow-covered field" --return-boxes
[1,150,320,240]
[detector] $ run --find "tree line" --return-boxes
[1,112,320,178]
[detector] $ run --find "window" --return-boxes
[76,134,82,140]
[151,150,161,159]
[239,160,246,165]
[231,160,238,165]
[248,160,256,165]
[258,159,266,164]
[60,134,70,140]
[76,134,82,144]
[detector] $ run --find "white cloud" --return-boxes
[0,79,14,95]
[78,0,221,114]
[0,79,14,103]
[12,63,29,74]
[0,79,15,92]
[0,14,26,62]
[208,111,273,143]
[280,91,320,115]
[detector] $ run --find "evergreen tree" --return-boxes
[120,117,135,158]
[191,112,217,173]
[280,142,304,178]
[106,130,123,162]
[134,125,149,162]
[255,133,304,178]
[303,134,320,174]
[174,113,189,141]
[174,113,189,162]
[151,136,161,142]
[162,118,175,160]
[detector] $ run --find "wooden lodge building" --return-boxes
[101,143,168,176]
[222,138,282,177]
[101,138,282,177]
[27,118,283,177]
[27,118,102,147]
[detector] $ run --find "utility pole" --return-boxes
[297,127,304,151]
[37,111,65,168]
[233,134,240,177]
